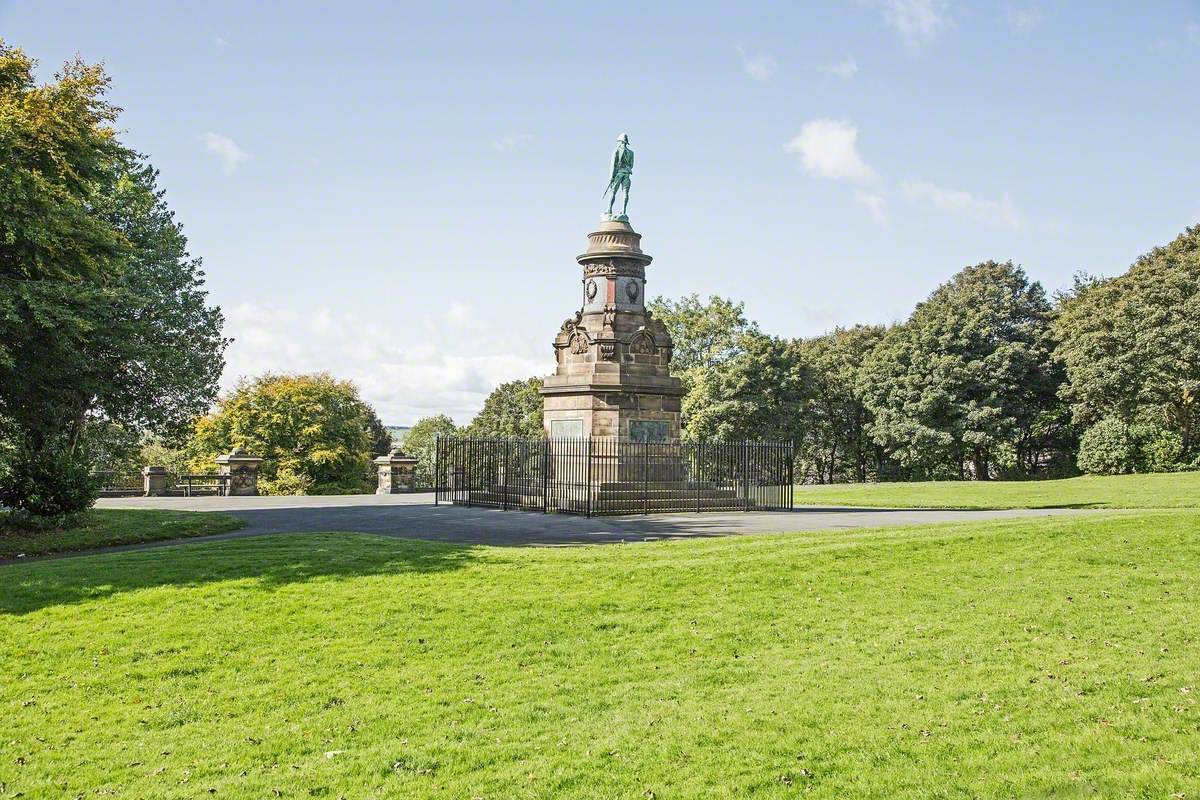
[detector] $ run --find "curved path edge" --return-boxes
[5,493,1102,565]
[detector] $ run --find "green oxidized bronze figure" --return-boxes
[603,133,634,221]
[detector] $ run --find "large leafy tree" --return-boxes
[794,325,885,483]
[860,261,1061,480]
[364,410,393,457]
[466,377,544,437]
[188,373,379,495]
[403,414,459,488]
[0,42,225,514]
[646,294,759,375]
[1055,226,1200,464]
[684,333,811,442]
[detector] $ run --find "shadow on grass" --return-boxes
[0,532,478,616]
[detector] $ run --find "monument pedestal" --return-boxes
[539,218,693,506]
[540,219,684,442]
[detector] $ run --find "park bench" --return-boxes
[176,474,230,497]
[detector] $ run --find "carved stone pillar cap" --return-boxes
[142,465,168,475]
[215,448,263,466]
[375,450,418,466]
[578,220,652,265]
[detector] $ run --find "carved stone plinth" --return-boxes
[375,449,419,494]
[214,448,264,496]
[540,219,684,440]
[142,465,169,497]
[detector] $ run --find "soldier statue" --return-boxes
[603,133,635,220]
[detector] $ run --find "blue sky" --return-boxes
[4,1,1199,424]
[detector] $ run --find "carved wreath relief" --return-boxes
[585,278,598,301]
[625,280,640,302]
[569,332,589,354]
[629,332,655,355]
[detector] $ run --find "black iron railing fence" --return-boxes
[434,437,795,516]
[92,470,229,497]
[93,470,143,498]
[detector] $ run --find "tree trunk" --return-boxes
[973,448,990,481]
[1181,409,1193,461]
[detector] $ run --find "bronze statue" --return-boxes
[603,133,634,220]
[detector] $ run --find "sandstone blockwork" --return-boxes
[540,220,684,440]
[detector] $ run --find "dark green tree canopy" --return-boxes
[794,325,886,483]
[403,414,459,487]
[1055,225,1200,461]
[0,42,226,514]
[466,377,544,438]
[684,333,810,442]
[860,261,1060,480]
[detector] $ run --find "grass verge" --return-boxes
[794,470,1200,509]
[2,512,1197,797]
[0,508,244,560]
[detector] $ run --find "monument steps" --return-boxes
[455,484,779,513]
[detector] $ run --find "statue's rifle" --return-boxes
[602,174,617,198]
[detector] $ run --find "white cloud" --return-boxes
[901,179,1024,230]
[740,50,777,81]
[819,57,859,79]
[854,190,888,222]
[875,0,952,49]
[1188,22,1200,46]
[446,301,471,322]
[213,35,229,48]
[201,132,250,173]
[221,303,549,425]
[490,133,534,152]
[785,119,877,183]
[1004,5,1044,31]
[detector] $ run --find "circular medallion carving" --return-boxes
[629,333,654,355]
[585,278,598,301]
[625,280,640,302]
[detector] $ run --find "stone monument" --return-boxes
[214,447,264,496]
[540,134,684,442]
[375,448,419,494]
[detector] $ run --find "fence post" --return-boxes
[433,435,441,506]
[541,440,549,513]
[585,437,593,518]
[787,442,795,510]
[502,438,510,511]
[695,441,701,513]
[643,442,649,515]
[743,442,750,512]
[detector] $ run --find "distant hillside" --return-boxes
[386,426,412,445]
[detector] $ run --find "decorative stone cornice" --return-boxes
[582,259,646,279]
[577,220,653,268]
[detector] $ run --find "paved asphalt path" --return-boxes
[76,493,1092,553]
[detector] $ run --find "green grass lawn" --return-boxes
[794,470,1200,509]
[0,509,244,560]
[2,512,1198,797]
